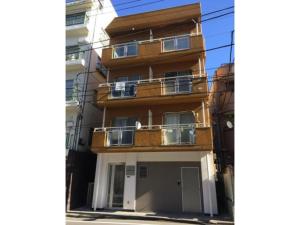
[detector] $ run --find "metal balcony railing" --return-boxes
[94,123,208,147]
[99,74,202,99]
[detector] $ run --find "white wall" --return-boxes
[66,0,116,152]
[92,151,218,214]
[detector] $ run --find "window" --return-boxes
[139,166,148,178]
[163,112,195,145]
[66,133,74,149]
[164,70,192,94]
[66,80,74,101]
[113,42,137,58]
[66,45,82,61]
[66,12,86,26]
[66,133,70,148]
[163,35,189,52]
[111,75,140,98]
[107,117,137,146]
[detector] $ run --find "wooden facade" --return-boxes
[91,3,213,154]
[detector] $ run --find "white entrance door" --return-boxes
[107,164,125,208]
[181,167,202,212]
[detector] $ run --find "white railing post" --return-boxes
[202,101,206,127]
[148,110,152,129]
[149,66,153,81]
[198,57,202,77]
[102,107,106,129]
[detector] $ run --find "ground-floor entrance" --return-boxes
[92,152,218,215]
[136,162,203,213]
[107,164,125,209]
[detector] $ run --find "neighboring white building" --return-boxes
[66,0,116,154]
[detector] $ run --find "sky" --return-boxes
[111,0,234,82]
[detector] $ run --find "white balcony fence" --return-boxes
[94,123,208,147]
[106,128,135,146]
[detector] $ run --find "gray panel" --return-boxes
[136,162,202,213]
[181,168,201,212]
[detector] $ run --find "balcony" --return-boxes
[66,13,89,36]
[91,123,212,153]
[66,0,103,12]
[96,75,208,107]
[101,34,204,68]
[66,52,85,70]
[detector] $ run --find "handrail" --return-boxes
[94,123,208,132]
[110,33,200,48]
[98,74,206,88]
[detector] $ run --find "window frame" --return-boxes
[66,80,75,101]
[162,35,190,52]
[113,42,138,59]
[66,12,86,26]
[164,70,193,94]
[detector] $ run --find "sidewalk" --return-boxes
[66,208,234,225]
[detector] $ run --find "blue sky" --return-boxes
[111,0,234,81]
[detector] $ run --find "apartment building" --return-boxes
[209,63,234,216]
[66,0,116,154]
[91,3,218,215]
[65,0,116,210]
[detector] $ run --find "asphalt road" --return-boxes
[66,217,205,225]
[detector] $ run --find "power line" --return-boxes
[66,72,234,100]
[66,96,234,130]
[66,9,234,51]
[67,0,170,15]
[66,69,233,90]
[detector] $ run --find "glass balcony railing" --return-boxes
[162,124,195,145]
[106,128,135,146]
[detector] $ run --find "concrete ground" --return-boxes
[67,217,208,225]
[66,209,234,225]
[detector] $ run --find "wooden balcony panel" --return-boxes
[96,80,208,108]
[195,127,212,147]
[135,129,162,147]
[91,131,106,153]
[96,85,109,104]
[192,80,208,96]
[91,127,213,153]
[136,81,161,98]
